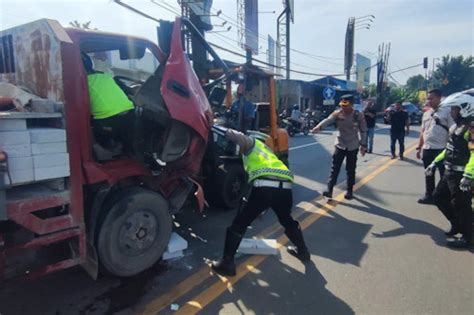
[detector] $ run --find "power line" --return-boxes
[388,63,423,75]
[114,1,349,78]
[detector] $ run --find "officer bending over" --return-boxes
[211,127,310,277]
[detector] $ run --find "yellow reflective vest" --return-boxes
[242,140,294,182]
[87,73,134,119]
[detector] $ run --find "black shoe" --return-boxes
[287,246,311,262]
[368,150,372,154]
[322,190,333,199]
[344,191,353,200]
[212,258,236,276]
[444,226,459,237]
[399,156,404,160]
[418,196,435,204]
[446,237,470,249]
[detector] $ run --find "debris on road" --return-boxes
[238,238,279,255]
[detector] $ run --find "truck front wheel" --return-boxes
[97,188,172,277]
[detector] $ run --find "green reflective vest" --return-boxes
[87,73,134,119]
[242,140,294,182]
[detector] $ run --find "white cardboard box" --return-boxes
[0,131,30,146]
[238,238,279,255]
[6,156,33,171]
[166,232,188,253]
[4,168,35,185]
[29,128,66,143]
[162,250,184,260]
[31,142,67,155]
[0,119,27,131]
[1,144,32,158]
[33,153,69,169]
[35,165,70,181]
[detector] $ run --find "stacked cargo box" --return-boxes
[0,118,69,186]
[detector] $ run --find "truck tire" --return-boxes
[212,163,247,209]
[97,188,172,277]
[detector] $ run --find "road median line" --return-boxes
[138,141,418,315]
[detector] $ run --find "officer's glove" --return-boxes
[425,163,436,176]
[459,177,472,192]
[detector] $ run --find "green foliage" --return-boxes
[406,74,426,93]
[432,55,473,94]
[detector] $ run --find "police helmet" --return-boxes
[293,104,299,110]
[440,88,474,119]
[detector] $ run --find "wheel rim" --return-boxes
[118,210,158,256]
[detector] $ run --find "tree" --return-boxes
[361,83,377,99]
[432,55,473,95]
[405,74,426,93]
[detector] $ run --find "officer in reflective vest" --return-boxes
[211,127,310,277]
[428,90,473,248]
[83,53,134,153]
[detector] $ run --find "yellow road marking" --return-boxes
[174,142,419,314]
[139,142,419,315]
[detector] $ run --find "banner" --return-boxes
[267,35,275,72]
[244,0,259,54]
[355,53,371,89]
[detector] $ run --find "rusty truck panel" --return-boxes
[0,19,72,103]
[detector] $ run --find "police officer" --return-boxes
[211,127,310,277]
[312,94,368,199]
[83,53,134,152]
[428,90,473,248]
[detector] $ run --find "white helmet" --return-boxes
[440,88,474,119]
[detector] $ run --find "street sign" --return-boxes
[323,86,336,100]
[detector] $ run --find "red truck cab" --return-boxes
[0,17,210,280]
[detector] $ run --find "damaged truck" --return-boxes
[0,17,226,280]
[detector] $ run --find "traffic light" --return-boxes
[423,57,428,69]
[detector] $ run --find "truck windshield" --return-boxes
[87,48,159,82]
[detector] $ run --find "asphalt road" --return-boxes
[0,123,472,315]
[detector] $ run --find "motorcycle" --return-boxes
[282,118,309,137]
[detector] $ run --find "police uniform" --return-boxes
[212,128,310,277]
[432,122,473,247]
[314,95,368,199]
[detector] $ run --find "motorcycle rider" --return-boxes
[427,89,473,248]
[290,104,304,129]
[211,127,310,276]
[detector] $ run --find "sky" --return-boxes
[1,0,473,84]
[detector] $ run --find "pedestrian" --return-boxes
[387,101,410,160]
[428,90,473,248]
[211,127,310,277]
[416,89,454,204]
[311,94,368,200]
[364,101,377,153]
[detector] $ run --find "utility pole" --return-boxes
[277,0,294,80]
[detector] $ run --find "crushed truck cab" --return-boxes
[0,18,211,280]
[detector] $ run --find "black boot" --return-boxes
[212,228,243,276]
[444,225,459,237]
[323,185,333,199]
[446,236,470,249]
[285,225,310,262]
[344,187,353,200]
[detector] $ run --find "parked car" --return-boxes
[384,103,423,124]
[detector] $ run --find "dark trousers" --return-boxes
[433,171,472,241]
[422,149,445,197]
[390,131,405,157]
[327,147,358,191]
[230,186,299,235]
[93,110,134,153]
